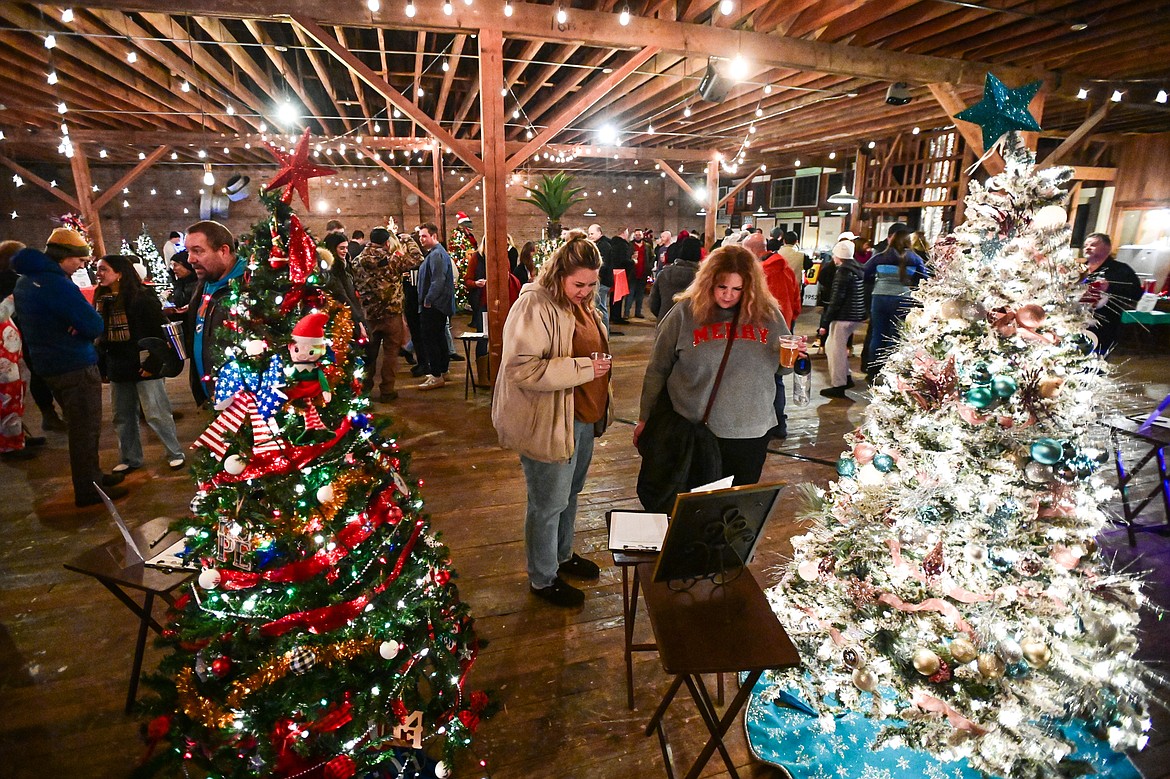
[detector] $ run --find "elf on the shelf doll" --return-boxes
[284,311,332,442]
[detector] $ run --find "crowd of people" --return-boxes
[0,213,1146,608]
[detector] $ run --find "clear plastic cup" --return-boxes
[779,335,803,369]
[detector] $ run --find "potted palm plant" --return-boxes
[518,172,586,238]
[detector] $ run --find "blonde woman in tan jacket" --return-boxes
[492,233,614,608]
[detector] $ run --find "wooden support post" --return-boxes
[69,145,104,257]
[704,158,719,249]
[479,26,509,382]
[954,146,975,226]
[0,155,80,212]
[92,146,170,211]
[432,149,445,236]
[1020,89,1046,153]
[850,149,868,236]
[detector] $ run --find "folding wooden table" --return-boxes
[63,516,193,713]
[639,563,801,779]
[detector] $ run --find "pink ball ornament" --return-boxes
[852,442,877,464]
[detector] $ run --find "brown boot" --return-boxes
[474,355,492,388]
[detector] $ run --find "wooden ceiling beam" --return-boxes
[356,144,436,206]
[655,157,705,197]
[291,15,484,174]
[500,44,584,139]
[515,48,620,135]
[505,46,660,171]
[69,1,1056,93]
[92,145,169,210]
[290,24,355,133]
[86,10,268,134]
[434,34,468,127]
[444,173,483,206]
[335,26,373,132]
[784,0,871,41]
[0,54,151,131]
[1043,102,1111,168]
[240,18,337,134]
[0,6,207,131]
[377,28,393,131]
[928,82,1004,176]
[412,30,427,138]
[0,153,81,211]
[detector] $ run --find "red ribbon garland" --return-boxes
[213,417,353,486]
[260,518,427,638]
[219,489,403,591]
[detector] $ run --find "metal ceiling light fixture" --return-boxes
[583,206,597,217]
[827,152,858,205]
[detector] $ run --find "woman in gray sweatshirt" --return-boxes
[635,245,790,485]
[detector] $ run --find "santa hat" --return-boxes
[455,211,472,225]
[291,311,329,345]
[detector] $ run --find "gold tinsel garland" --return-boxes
[177,637,379,729]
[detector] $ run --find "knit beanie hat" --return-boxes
[832,239,856,260]
[46,228,91,258]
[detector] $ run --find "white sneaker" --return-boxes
[419,375,445,390]
[168,456,186,470]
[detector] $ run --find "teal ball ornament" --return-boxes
[991,375,1017,398]
[1030,438,1063,465]
[966,386,994,409]
[969,363,992,385]
[873,453,896,473]
[837,457,857,477]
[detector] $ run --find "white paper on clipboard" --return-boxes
[94,483,195,570]
[608,512,668,552]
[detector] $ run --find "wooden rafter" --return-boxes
[356,145,436,207]
[1043,103,1112,168]
[240,18,335,135]
[434,34,468,128]
[92,145,169,210]
[0,154,80,211]
[335,25,373,132]
[291,24,355,134]
[505,46,660,171]
[718,164,765,208]
[291,15,484,175]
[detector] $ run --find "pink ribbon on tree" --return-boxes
[912,691,989,734]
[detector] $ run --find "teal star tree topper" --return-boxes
[955,73,1044,150]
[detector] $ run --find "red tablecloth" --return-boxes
[79,286,95,304]
[612,268,629,302]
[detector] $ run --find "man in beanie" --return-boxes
[12,228,128,506]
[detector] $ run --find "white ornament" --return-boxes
[796,559,820,582]
[378,639,401,659]
[244,339,267,356]
[224,454,247,475]
[1033,204,1068,229]
[316,484,335,504]
[434,761,450,778]
[198,568,222,590]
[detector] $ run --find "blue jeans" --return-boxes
[596,284,611,331]
[772,373,786,434]
[866,294,913,377]
[519,420,596,588]
[623,275,646,318]
[111,378,184,466]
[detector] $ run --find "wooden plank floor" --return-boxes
[0,311,1167,779]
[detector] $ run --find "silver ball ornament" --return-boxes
[996,639,1023,664]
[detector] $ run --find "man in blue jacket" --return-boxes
[415,223,454,390]
[13,228,128,506]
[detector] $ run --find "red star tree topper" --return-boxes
[264,128,337,210]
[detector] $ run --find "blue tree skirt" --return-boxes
[744,677,1139,779]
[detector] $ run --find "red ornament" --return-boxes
[211,656,232,678]
[265,128,337,210]
[323,755,356,779]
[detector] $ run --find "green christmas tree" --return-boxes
[138,131,486,779]
[447,226,475,312]
[135,225,171,300]
[758,133,1151,776]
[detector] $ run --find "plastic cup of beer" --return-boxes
[779,335,802,369]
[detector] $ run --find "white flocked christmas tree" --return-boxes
[759,132,1151,777]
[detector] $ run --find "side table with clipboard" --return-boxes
[62,486,198,712]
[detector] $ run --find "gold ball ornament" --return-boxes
[852,668,879,692]
[939,299,966,320]
[1020,637,1051,668]
[948,637,978,664]
[977,653,1006,679]
[912,648,941,676]
[1038,376,1064,399]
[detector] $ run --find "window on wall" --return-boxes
[922,130,959,241]
[770,178,794,209]
[793,175,819,207]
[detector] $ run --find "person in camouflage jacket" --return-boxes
[349,226,424,400]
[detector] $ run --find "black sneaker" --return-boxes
[530,577,585,608]
[410,365,428,377]
[819,385,851,399]
[558,553,600,581]
[101,472,126,487]
[449,352,465,362]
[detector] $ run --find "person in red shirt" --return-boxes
[624,229,651,319]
